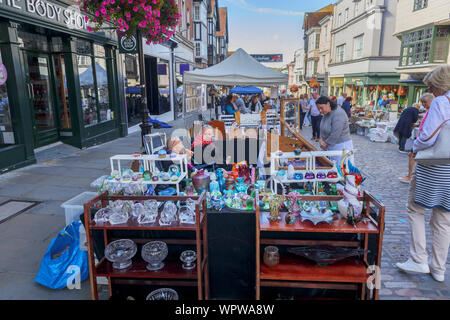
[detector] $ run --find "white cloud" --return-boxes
[224,0,304,16]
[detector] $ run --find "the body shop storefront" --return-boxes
[0,0,126,173]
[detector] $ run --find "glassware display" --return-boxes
[192,169,211,192]
[94,207,112,224]
[180,250,197,270]
[300,205,335,226]
[104,239,137,269]
[287,191,301,216]
[235,177,248,194]
[159,201,178,225]
[263,246,280,268]
[287,246,367,267]
[178,203,195,224]
[268,195,284,222]
[141,241,168,271]
[146,288,179,300]
[137,200,159,224]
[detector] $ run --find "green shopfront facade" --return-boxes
[0,0,127,173]
[343,73,401,107]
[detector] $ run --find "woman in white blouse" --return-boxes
[396,65,450,282]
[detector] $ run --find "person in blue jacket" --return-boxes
[224,94,238,115]
[341,96,352,118]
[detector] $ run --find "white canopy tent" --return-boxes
[183,48,288,86]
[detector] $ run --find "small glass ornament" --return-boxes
[159,201,178,226]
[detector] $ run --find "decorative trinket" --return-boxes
[268,194,284,222]
[287,191,302,216]
[157,149,167,158]
[294,172,303,180]
[192,169,211,192]
[316,172,326,180]
[287,246,367,267]
[305,172,315,180]
[159,201,178,225]
[327,171,338,179]
[294,149,301,156]
[285,212,296,224]
[168,164,181,177]
[263,246,280,268]
[152,176,159,182]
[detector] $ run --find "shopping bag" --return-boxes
[34,221,89,290]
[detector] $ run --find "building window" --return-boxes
[398,26,449,66]
[76,40,112,126]
[194,22,201,40]
[413,0,428,11]
[194,5,200,20]
[315,33,320,50]
[336,44,345,63]
[338,13,342,27]
[353,35,364,59]
[0,52,15,147]
[208,18,213,46]
[195,43,201,57]
[345,8,349,23]
[323,24,327,43]
[355,1,359,15]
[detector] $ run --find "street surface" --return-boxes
[0,120,448,300]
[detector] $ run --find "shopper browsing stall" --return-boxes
[396,65,450,283]
[224,94,238,115]
[316,96,353,163]
[248,95,262,113]
[398,93,434,184]
[393,103,420,153]
[308,92,322,141]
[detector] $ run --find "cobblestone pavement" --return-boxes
[302,125,450,300]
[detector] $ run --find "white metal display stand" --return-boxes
[109,154,188,194]
[269,150,344,194]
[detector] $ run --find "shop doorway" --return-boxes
[24,53,59,148]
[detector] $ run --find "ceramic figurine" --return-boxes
[287,164,295,180]
[285,212,296,224]
[337,151,364,223]
[287,191,302,216]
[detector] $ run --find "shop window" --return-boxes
[0,52,15,147]
[76,40,112,126]
[54,55,71,129]
[18,31,49,51]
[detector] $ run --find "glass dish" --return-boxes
[146,288,179,300]
[104,239,137,269]
[141,241,168,271]
[180,250,197,270]
[287,246,367,267]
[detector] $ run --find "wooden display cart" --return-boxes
[84,191,209,300]
[255,191,385,300]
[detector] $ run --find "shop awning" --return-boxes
[183,48,288,86]
[229,86,263,95]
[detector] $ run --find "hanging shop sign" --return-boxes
[0,63,7,86]
[0,0,115,39]
[250,54,283,63]
[119,34,138,54]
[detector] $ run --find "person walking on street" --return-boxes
[396,65,450,283]
[398,93,434,184]
[316,96,353,163]
[337,92,347,108]
[394,103,420,153]
[308,92,322,141]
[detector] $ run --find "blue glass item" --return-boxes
[168,164,181,177]
[276,170,286,177]
[145,185,156,196]
[210,175,220,193]
[158,187,176,196]
[235,177,248,194]
[294,173,303,180]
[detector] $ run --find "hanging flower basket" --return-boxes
[309,78,319,88]
[290,85,299,93]
[79,0,181,45]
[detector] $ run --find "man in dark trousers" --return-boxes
[394,104,420,153]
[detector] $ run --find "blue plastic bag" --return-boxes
[35,221,89,290]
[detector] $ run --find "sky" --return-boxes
[221,0,335,68]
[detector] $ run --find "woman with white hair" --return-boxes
[396,65,450,282]
[398,93,434,183]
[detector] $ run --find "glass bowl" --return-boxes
[104,239,137,270]
[146,288,179,300]
[141,241,168,271]
[180,250,197,270]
